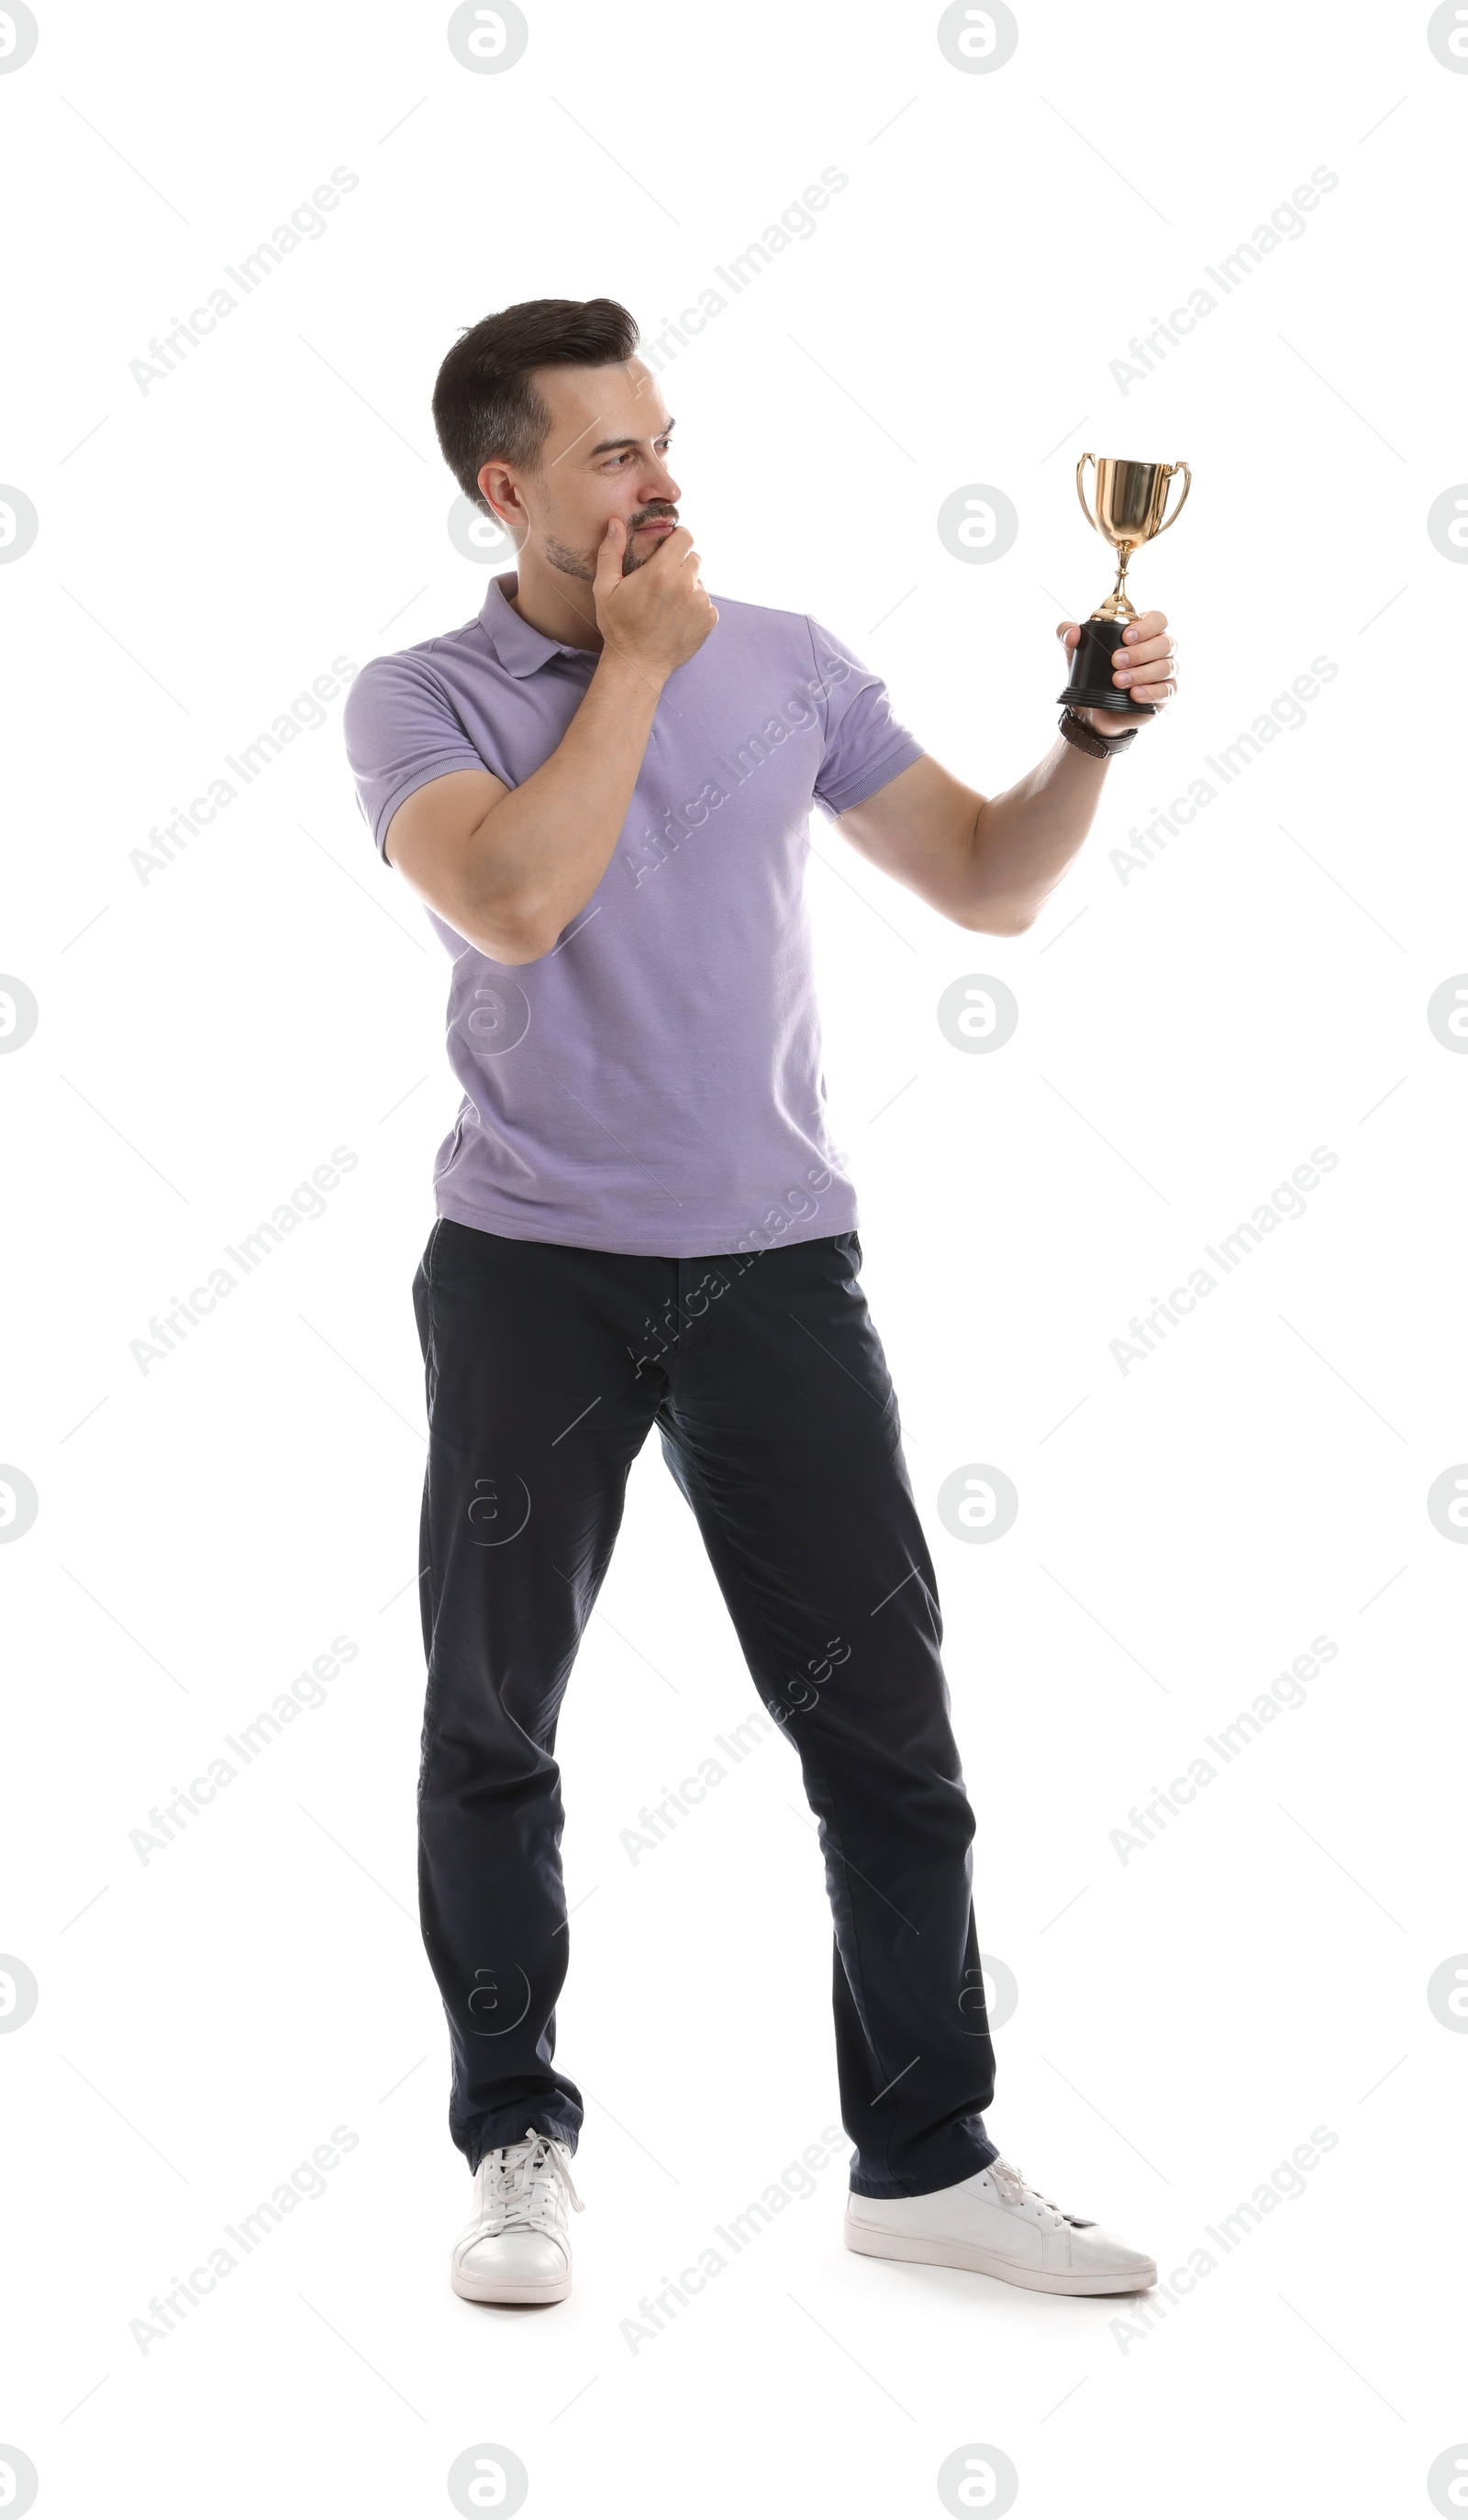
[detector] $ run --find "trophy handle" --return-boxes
[1152,461,1192,538]
[1075,452,1098,535]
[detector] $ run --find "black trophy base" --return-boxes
[1057,613,1156,717]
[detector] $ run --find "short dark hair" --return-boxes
[432,296,641,511]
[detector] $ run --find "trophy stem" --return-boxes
[1092,544,1140,625]
[1059,549,1154,718]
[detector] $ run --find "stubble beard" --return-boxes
[544,506,678,583]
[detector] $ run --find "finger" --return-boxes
[1055,619,1079,644]
[594,515,626,595]
[1110,634,1173,668]
[648,523,694,560]
[1120,609,1167,639]
[1123,657,1177,688]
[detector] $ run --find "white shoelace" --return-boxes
[463,2127,584,2247]
[986,2157,1070,2226]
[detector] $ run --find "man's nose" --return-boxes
[641,458,680,505]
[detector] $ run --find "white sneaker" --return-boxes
[450,2127,584,2304]
[844,2154,1156,2296]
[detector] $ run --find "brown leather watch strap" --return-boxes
[1058,707,1139,759]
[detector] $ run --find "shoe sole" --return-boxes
[844,2216,1156,2296]
[450,2258,570,2306]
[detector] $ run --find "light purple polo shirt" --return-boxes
[342,572,923,1257]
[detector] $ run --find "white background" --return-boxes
[3,2,1465,2514]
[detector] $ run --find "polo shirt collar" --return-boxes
[480,572,597,677]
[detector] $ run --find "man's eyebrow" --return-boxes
[585,416,675,457]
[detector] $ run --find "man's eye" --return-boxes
[604,440,669,468]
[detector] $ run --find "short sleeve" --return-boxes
[806,616,925,816]
[342,649,501,857]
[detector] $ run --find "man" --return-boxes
[343,297,1177,2308]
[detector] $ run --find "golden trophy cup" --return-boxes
[1057,454,1191,717]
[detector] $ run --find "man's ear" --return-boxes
[476,460,522,527]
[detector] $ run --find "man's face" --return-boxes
[477,357,681,583]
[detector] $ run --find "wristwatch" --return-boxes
[1057,706,1139,759]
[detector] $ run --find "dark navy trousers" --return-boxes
[410,1216,998,2199]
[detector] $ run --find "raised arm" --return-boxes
[383,520,717,964]
[835,611,1177,937]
